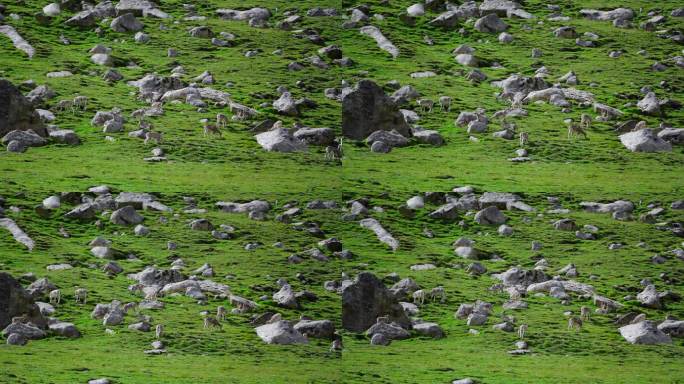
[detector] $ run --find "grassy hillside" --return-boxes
[0,0,683,383]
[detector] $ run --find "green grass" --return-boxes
[1,0,683,383]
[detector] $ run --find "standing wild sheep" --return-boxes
[580,306,590,321]
[216,306,226,321]
[144,131,163,145]
[74,287,87,304]
[216,113,228,128]
[155,324,164,339]
[568,316,583,331]
[202,119,222,137]
[430,286,446,303]
[518,324,528,340]
[73,95,88,111]
[417,99,434,113]
[204,316,222,329]
[566,120,588,139]
[439,96,452,112]
[413,289,426,305]
[49,289,61,305]
[580,113,592,130]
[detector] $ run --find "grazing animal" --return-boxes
[202,119,221,137]
[73,95,88,111]
[139,120,152,130]
[53,99,74,113]
[204,316,222,329]
[74,287,87,304]
[566,121,588,139]
[131,109,146,121]
[330,339,343,352]
[580,306,591,321]
[417,98,434,113]
[413,289,426,305]
[325,143,342,162]
[439,96,452,112]
[155,324,164,339]
[216,113,228,128]
[216,306,226,321]
[518,324,528,340]
[568,316,583,331]
[49,289,61,305]
[580,113,592,130]
[519,131,529,147]
[144,131,163,145]
[430,286,446,303]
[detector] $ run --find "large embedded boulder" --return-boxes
[619,321,672,345]
[341,272,410,332]
[0,273,46,330]
[342,80,411,140]
[0,79,47,138]
[619,129,672,152]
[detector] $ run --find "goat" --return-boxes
[74,287,87,304]
[155,324,164,339]
[330,339,343,352]
[53,99,74,113]
[430,286,446,303]
[412,289,426,306]
[519,131,529,147]
[417,98,434,113]
[204,316,222,329]
[216,113,228,128]
[568,316,583,331]
[566,120,588,139]
[131,109,146,122]
[144,131,163,145]
[202,119,221,137]
[49,289,61,305]
[580,113,592,130]
[216,306,226,321]
[325,143,342,162]
[518,324,528,340]
[73,96,88,111]
[439,96,452,112]
[580,306,591,321]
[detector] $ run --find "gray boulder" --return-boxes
[2,130,47,148]
[255,129,307,152]
[619,321,671,345]
[619,129,672,152]
[293,319,335,339]
[110,206,144,225]
[255,320,308,344]
[413,322,444,338]
[366,130,408,147]
[474,206,507,225]
[342,272,410,332]
[474,14,508,33]
[110,13,143,32]
[48,321,80,338]
[342,80,410,140]
[293,127,335,146]
[0,79,47,138]
[273,92,299,116]
[273,284,299,309]
[0,273,46,329]
[48,129,80,145]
